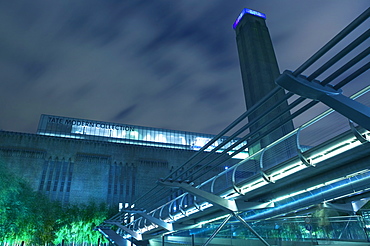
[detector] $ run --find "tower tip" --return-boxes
[233,8,266,29]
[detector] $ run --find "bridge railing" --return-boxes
[161,215,369,244]
[114,86,369,237]
[110,82,370,241]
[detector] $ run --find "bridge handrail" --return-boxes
[118,86,369,234]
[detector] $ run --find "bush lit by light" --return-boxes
[0,160,115,245]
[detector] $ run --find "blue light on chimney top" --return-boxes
[233,8,266,29]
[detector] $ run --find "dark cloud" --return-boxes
[22,61,48,80]
[0,0,368,135]
[113,105,138,122]
[72,82,97,99]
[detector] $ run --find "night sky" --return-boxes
[0,1,368,135]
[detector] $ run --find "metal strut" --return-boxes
[201,214,232,246]
[276,70,370,131]
[104,221,142,241]
[95,226,127,246]
[159,180,271,246]
[121,209,174,231]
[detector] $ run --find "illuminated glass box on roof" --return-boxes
[37,114,248,158]
[233,8,266,29]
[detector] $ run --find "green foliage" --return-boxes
[53,202,113,245]
[0,160,114,245]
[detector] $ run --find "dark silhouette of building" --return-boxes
[234,9,294,153]
[0,115,241,206]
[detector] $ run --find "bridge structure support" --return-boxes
[159,180,272,246]
[276,70,370,131]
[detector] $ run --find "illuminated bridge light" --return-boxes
[122,131,369,236]
[185,207,199,216]
[233,8,266,29]
[310,136,363,165]
[270,161,307,182]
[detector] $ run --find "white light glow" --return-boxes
[139,224,157,234]
[130,131,139,138]
[310,137,361,164]
[241,178,268,194]
[198,214,230,226]
[271,169,370,204]
[173,213,185,220]
[155,134,167,143]
[200,202,213,210]
[270,161,307,182]
[185,207,199,216]
[229,151,249,159]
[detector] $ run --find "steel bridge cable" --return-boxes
[321,46,370,85]
[133,59,368,209]
[183,96,307,182]
[293,7,369,76]
[125,79,369,223]
[139,89,298,207]
[136,59,370,211]
[131,98,321,217]
[130,87,283,205]
[188,99,315,183]
[135,92,308,210]
[176,93,314,181]
[165,39,369,184]
[162,86,282,181]
[223,62,370,170]
[307,29,370,81]
[169,90,296,181]
[334,61,370,89]
[132,87,294,209]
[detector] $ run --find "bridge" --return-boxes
[96,8,370,246]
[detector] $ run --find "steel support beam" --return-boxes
[105,221,142,241]
[96,227,127,246]
[324,197,370,213]
[159,180,238,212]
[349,120,369,143]
[159,180,274,211]
[201,214,232,246]
[233,213,271,246]
[352,197,370,212]
[235,200,274,210]
[159,180,271,246]
[121,209,173,231]
[276,70,370,130]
